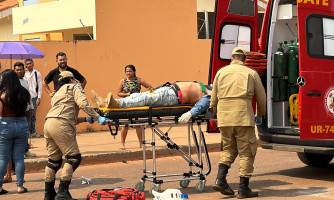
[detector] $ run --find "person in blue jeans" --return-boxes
[0,69,31,195]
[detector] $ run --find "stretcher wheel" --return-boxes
[135,181,145,192]
[150,184,161,195]
[195,180,205,192]
[180,180,190,188]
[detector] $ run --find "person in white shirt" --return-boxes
[24,59,42,138]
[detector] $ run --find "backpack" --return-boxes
[86,188,145,200]
[34,71,39,93]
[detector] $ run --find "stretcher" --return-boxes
[97,105,212,193]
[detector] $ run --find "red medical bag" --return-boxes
[86,188,145,200]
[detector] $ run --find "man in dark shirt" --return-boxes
[43,52,87,97]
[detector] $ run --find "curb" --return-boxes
[25,143,221,172]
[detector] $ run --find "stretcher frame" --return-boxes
[98,105,212,193]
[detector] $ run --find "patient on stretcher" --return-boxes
[92,81,211,108]
[91,81,213,123]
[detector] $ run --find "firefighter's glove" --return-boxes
[98,116,109,125]
[178,111,192,123]
[87,116,94,124]
[255,114,262,126]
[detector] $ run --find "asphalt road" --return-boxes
[1,148,334,200]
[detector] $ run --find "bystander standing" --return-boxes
[14,62,37,158]
[24,59,42,138]
[43,52,87,97]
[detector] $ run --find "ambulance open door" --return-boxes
[297,1,334,139]
[208,0,259,132]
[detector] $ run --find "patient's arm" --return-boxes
[190,94,211,117]
[179,94,212,123]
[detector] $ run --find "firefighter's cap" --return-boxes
[58,71,78,82]
[232,47,246,56]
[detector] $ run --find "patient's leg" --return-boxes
[114,87,178,108]
[106,92,120,108]
[91,90,107,107]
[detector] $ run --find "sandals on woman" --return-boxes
[120,146,126,150]
[17,187,28,194]
[0,189,8,195]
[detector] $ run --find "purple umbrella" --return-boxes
[0,42,45,68]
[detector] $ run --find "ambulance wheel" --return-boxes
[297,152,333,167]
[195,181,205,192]
[150,184,161,195]
[180,180,190,188]
[135,181,145,192]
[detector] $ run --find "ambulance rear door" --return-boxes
[297,1,334,139]
[208,0,259,82]
[208,0,259,132]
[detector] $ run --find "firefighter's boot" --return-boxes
[237,177,258,199]
[44,180,56,200]
[54,180,77,200]
[212,164,234,195]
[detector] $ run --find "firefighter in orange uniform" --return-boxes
[44,71,109,200]
[209,47,266,198]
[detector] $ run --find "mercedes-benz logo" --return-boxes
[297,76,306,87]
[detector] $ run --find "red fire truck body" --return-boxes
[209,0,334,166]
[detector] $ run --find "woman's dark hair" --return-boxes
[125,64,136,77]
[0,69,30,116]
[59,77,73,87]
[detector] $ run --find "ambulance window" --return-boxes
[323,18,334,57]
[307,16,334,58]
[228,0,255,16]
[219,24,251,59]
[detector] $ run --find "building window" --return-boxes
[307,15,334,58]
[73,34,93,41]
[197,12,215,39]
[24,38,41,41]
[219,24,251,59]
[23,0,39,6]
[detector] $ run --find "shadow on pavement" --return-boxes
[254,163,334,182]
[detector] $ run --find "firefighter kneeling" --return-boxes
[44,71,109,200]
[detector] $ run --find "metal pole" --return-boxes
[204,11,210,39]
[79,19,93,40]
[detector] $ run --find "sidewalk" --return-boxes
[25,125,222,171]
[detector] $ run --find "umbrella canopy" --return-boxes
[0,42,45,68]
[0,42,45,60]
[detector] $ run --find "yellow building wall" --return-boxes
[17,0,211,134]
[0,16,19,41]
[197,0,215,12]
[13,0,96,36]
[39,0,57,4]
[62,27,93,41]
[49,32,64,41]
